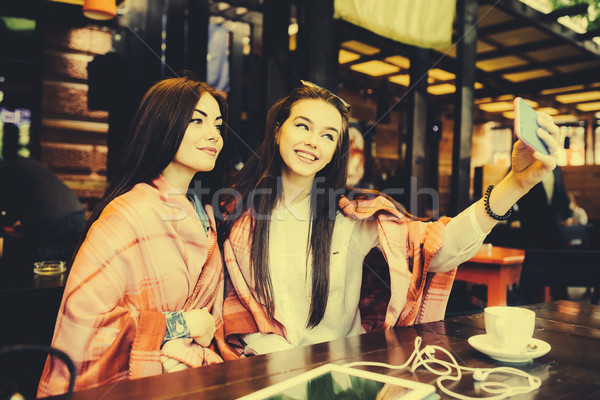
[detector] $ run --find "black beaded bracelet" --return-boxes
[483,185,513,221]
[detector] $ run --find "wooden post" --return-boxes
[407,47,429,217]
[228,23,248,164]
[141,0,164,89]
[166,0,185,75]
[296,0,338,92]
[451,0,478,215]
[187,0,209,81]
[262,0,291,112]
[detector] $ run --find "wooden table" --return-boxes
[454,245,526,306]
[45,301,600,400]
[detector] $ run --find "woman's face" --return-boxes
[277,99,342,182]
[162,93,223,186]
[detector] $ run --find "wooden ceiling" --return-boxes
[336,0,600,124]
[209,1,600,123]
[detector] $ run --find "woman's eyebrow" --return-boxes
[194,109,222,121]
[295,115,339,134]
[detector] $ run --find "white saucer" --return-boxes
[468,334,551,363]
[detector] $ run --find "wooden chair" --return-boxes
[518,249,600,305]
[0,345,75,400]
[559,224,589,248]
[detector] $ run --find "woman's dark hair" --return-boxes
[77,75,227,256]
[220,83,350,328]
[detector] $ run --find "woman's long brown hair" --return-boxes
[220,84,423,328]
[74,76,227,259]
[220,84,350,328]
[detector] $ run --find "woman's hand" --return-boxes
[473,112,561,233]
[160,355,189,373]
[510,112,560,191]
[183,308,216,347]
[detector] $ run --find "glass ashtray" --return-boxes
[33,260,67,276]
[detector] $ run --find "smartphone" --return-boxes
[514,97,550,155]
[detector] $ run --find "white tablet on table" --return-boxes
[237,363,438,400]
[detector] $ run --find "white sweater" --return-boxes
[243,197,486,355]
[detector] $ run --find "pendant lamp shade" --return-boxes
[83,0,117,20]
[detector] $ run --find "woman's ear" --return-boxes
[275,122,281,144]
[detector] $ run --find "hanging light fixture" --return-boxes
[83,0,117,20]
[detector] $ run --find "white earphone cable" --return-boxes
[343,337,541,400]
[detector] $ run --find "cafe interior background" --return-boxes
[2,0,600,255]
[1,0,600,396]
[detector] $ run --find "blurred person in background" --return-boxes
[0,123,85,261]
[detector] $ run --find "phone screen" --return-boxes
[514,97,550,155]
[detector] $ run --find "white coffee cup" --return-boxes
[484,306,535,353]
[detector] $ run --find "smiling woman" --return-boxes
[216,80,562,360]
[277,99,341,186]
[162,94,225,189]
[37,76,229,397]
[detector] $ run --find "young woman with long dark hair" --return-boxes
[217,82,560,358]
[38,76,228,396]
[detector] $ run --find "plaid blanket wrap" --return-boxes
[37,175,225,397]
[216,195,456,359]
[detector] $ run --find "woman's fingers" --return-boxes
[537,114,560,140]
[161,356,189,373]
[535,113,561,162]
[536,127,559,156]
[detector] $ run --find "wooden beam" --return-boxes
[188,0,209,81]
[141,0,164,86]
[297,0,338,91]
[340,51,396,68]
[262,0,291,112]
[491,0,600,56]
[451,0,478,216]
[166,0,186,74]
[228,23,248,164]
[541,3,589,21]
[578,28,600,41]
[484,53,596,77]
[476,19,523,37]
[511,66,600,93]
[407,47,430,217]
[476,38,562,61]
[431,51,521,99]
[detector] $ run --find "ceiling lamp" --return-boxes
[83,0,117,20]
[350,60,399,77]
[479,101,514,112]
[339,49,360,64]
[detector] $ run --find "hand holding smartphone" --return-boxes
[514,97,551,155]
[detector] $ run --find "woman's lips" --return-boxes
[198,147,218,156]
[295,149,318,162]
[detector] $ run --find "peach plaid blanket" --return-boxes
[38,175,224,397]
[216,195,455,358]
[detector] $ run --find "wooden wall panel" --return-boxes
[438,111,454,216]
[44,51,93,82]
[42,81,108,120]
[562,165,600,221]
[40,142,94,173]
[40,118,108,145]
[40,24,111,211]
[43,26,112,55]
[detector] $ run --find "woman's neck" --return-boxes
[281,170,313,205]
[161,170,193,196]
